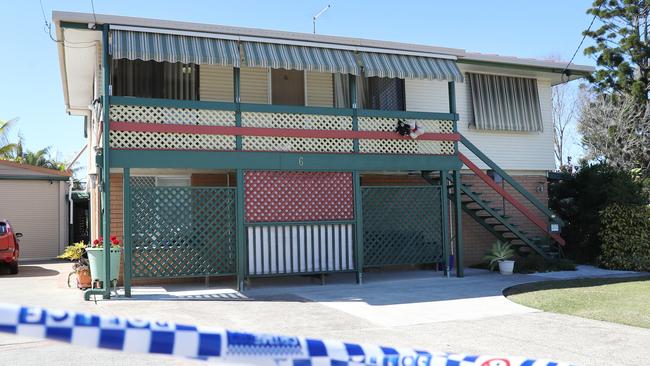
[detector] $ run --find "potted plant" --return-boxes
[86,235,122,289]
[58,242,92,289]
[484,240,515,275]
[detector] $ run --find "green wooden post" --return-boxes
[123,168,132,296]
[453,170,464,277]
[101,24,112,299]
[235,169,245,290]
[353,171,364,284]
[349,74,359,153]
[234,67,242,150]
[440,170,450,277]
[448,81,463,277]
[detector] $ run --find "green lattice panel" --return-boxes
[130,186,236,278]
[362,186,443,267]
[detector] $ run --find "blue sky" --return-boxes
[0,1,595,171]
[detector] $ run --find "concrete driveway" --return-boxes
[0,262,648,366]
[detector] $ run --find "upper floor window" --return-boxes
[271,69,305,106]
[333,75,406,110]
[467,73,543,132]
[365,77,405,111]
[112,59,200,100]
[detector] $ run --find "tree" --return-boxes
[0,119,18,159]
[578,91,650,174]
[584,0,650,103]
[580,1,650,175]
[549,162,647,263]
[552,83,578,167]
[17,147,65,171]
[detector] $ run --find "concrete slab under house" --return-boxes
[52,11,593,300]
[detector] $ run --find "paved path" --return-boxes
[0,262,648,365]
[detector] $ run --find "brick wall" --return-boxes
[191,173,235,187]
[109,174,124,242]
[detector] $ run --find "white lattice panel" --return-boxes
[360,139,455,155]
[110,105,236,126]
[242,112,353,130]
[110,131,236,150]
[243,136,353,153]
[358,117,454,133]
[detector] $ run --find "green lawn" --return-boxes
[505,276,650,329]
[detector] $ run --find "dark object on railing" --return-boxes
[395,120,412,136]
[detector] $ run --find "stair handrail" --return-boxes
[457,153,565,246]
[459,135,564,226]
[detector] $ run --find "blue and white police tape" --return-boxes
[0,303,571,366]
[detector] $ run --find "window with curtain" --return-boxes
[366,77,405,111]
[111,59,200,100]
[333,75,405,110]
[467,73,543,132]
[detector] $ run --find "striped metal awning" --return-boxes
[468,73,543,132]
[359,52,463,82]
[110,30,463,82]
[110,30,241,67]
[241,41,360,75]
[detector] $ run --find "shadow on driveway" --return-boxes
[0,264,60,277]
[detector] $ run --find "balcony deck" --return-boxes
[106,96,462,171]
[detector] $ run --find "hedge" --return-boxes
[599,204,650,271]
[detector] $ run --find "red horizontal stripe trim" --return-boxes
[111,147,453,156]
[459,153,565,246]
[110,121,460,142]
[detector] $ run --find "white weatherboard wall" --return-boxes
[406,64,556,172]
[0,180,68,259]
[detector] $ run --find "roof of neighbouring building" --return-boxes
[0,159,71,180]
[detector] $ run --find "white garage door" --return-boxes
[0,180,63,259]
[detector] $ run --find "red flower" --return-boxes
[110,235,117,241]
[93,239,99,245]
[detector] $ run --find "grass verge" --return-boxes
[505,276,650,329]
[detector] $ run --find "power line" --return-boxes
[38,0,98,48]
[90,0,98,27]
[561,6,602,80]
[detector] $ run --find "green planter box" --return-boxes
[86,247,122,283]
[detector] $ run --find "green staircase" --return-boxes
[456,183,560,259]
[422,134,566,260]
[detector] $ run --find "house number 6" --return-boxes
[298,156,304,166]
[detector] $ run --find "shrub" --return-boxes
[599,204,650,271]
[514,254,576,274]
[549,162,647,264]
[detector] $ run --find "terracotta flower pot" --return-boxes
[76,268,92,289]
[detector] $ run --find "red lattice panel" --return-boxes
[245,171,354,223]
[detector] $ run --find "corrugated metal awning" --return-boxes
[110,30,241,67]
[242,41,360,75]
[359,52,463,82]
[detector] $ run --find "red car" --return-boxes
[0,220,22,274]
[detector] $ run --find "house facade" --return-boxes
[53,11,592,299]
